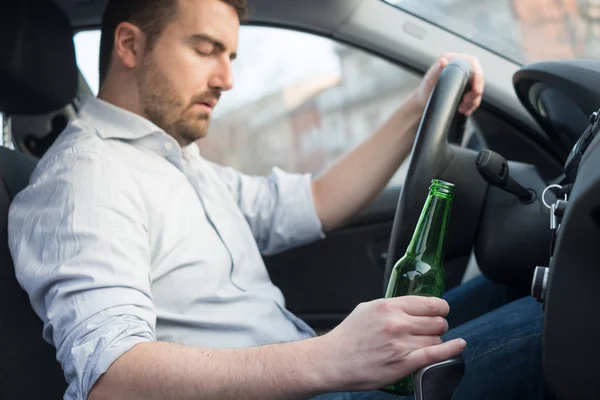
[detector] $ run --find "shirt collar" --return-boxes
[78,94,203,165]
[78,95,165,141]
[182,140,202,159]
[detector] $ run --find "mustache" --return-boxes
[190,90,221,106]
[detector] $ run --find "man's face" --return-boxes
[137,0,239,146]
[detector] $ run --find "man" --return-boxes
[7,0,549,399]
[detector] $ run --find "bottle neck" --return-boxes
[405,193,452,264]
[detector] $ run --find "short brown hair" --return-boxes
[98,0,248,85]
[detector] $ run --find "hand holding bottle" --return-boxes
[315,296,466,392]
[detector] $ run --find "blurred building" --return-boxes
[200,0,600,178]
[201,43,420,177]
[421,0,600,63]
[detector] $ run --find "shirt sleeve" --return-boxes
[8,147,156,400]
[209,163,325,255]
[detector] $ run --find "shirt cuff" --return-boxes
[67,318,155,400]
[258,168,326,255]
[298,172,326,243]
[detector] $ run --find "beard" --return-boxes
[137,56,217,146]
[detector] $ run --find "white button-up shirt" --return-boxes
[8,96,325,400]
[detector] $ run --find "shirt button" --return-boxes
[164,142,174,151]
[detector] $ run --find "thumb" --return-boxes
[438,57,449,70]
[424,57,447,83]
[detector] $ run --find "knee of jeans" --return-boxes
[442,297,543,348]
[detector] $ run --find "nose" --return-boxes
[208,56,234,92]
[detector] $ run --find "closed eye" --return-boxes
[189,34,236,60]
[196,48,213,56]
[196,42,216,56]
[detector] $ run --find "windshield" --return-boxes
[385,0,600,65]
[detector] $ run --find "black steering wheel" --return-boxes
[384,59,482,288]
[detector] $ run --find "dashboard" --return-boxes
[514,59,600,399]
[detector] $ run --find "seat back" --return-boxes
[0,149,68,399]
[0,1,78,398]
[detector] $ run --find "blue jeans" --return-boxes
[311,275,551,400]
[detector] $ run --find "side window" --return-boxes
[0,113,4,147]
[74,30,101,95]
[201,27,421,187]
[74,27,422,187]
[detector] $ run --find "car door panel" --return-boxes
[266,179,476,331]
[265,218,391,331]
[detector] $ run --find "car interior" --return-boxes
[2,0,600,399]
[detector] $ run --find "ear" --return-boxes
[113,22,146,70]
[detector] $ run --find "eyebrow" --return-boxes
[189,33,237,61]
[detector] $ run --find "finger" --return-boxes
[459,93,483,116]
[442,53,484,96]
[393,296,450,317]
[458,104,470,116]
[405,338,467,372]
[469,57,485,96]
[408,315,449,335]
[460,87,482,106]
[459,91,476,108]
[424,57,447,82]
[464,95,483,116]
[404,334,443,350]
[458,93,476,115]
[438,56,449,70]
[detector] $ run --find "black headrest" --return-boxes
[0,1,78,115]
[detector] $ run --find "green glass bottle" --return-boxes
[381,179,455,396]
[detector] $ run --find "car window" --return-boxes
[74,30,101,95]
[74,27,422,187]
[385,0,600,65]
[0,113,4,147]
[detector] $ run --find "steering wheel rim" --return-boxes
[384,59,473,288]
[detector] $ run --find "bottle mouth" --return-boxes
[430,179,455,196]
